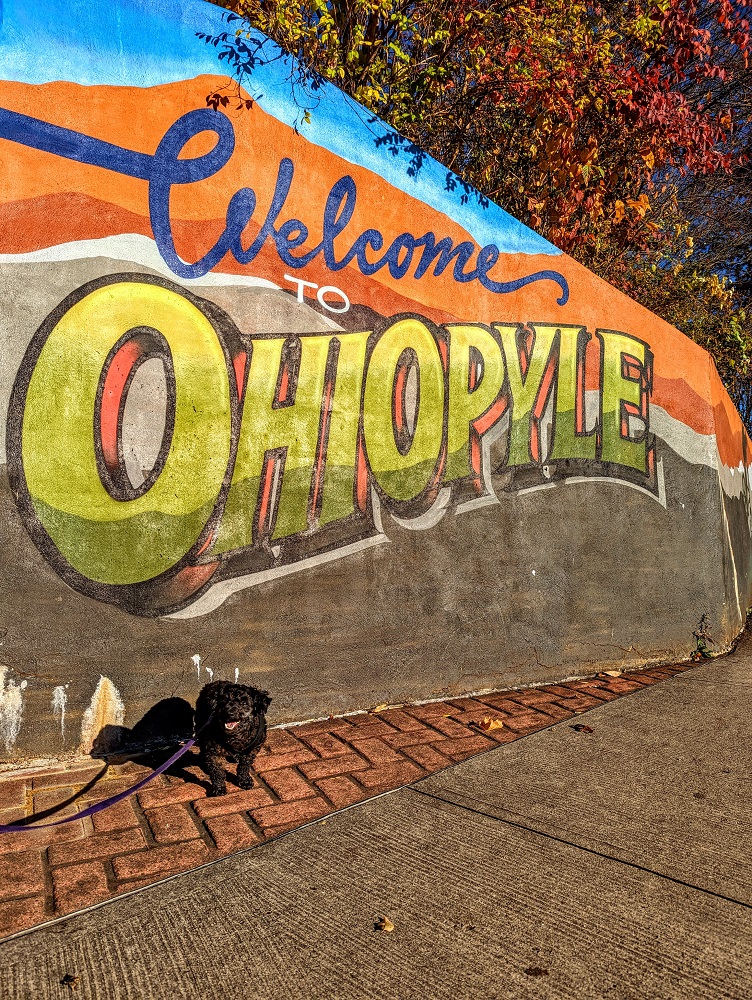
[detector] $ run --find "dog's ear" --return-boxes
[256,690,272,713]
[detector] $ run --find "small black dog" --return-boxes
[195,681,271,796]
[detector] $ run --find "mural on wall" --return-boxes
[1,0,751,756]
[0,1,658,619]
[7,269,655,617]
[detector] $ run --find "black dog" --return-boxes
[195,681,271,796]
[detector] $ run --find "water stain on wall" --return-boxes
[0,665,27,753]
[51,684,67,743]
[79,675,125,753]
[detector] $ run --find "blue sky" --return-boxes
[0,0,560,257]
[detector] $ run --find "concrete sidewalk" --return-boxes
[0,664,677,936]
[2,644,751,998]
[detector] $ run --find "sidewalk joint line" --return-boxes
[408,786,752,912]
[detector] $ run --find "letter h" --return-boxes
[213,335,334,553]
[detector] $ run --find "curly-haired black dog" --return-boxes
[195,681,271,796]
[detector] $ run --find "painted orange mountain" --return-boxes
[0,74,747,465]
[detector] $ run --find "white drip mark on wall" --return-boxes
[721,500,743,623]
[52,685,68,742]
[234,668,240,684]
[0,666,27,754]
[191,654,201,679]
[79,675,125,754]
[205,667,214,682]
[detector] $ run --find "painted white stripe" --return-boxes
[562,456,667,508]
[649,405,717,469]
[165,533,389,619]
[652,404,749,500]
[390,487,452,531]
[0,234,282,289]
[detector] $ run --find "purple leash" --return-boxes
[0,729,204,833]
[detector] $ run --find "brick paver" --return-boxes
[0,662,691,938]
[52,861,111,915]
[204,814,259,853]
[0,780,28,811]
[192,787,273,819]
[47,828,146,867]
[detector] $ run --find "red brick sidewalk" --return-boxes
[0,663,691,938]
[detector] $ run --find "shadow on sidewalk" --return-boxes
[90,696,212,792]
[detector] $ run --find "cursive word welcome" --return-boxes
[0,107,569,303]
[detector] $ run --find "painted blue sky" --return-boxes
[0,0,560,257]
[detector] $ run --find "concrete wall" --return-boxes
[1,0,750,763]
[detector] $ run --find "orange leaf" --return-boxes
[478,716,505,732]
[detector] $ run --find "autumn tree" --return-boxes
[205,0,752,424]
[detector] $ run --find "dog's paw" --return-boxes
[207,787,227,798]
[237,776,253,791]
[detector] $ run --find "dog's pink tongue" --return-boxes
[225,721,240,730]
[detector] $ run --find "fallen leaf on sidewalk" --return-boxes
[570,724,594,734]
[60,974,81,992]
[476,717,505,732]
[601,670,623,677]
[470,715,504,733]
[524,967,549,977]
[372,703,404,713]
[374,915,395,932]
